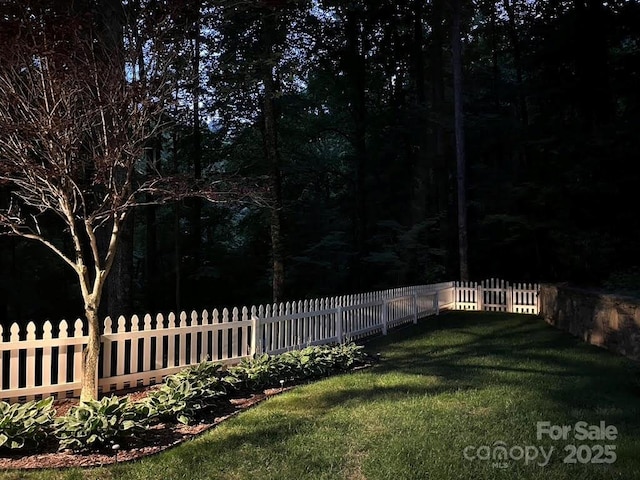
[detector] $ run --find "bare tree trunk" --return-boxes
[451,0,469,281]
[81,300,102,402]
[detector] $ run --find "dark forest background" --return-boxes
[1,0,639,326]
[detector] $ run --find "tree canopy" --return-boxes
[2,0,640,331]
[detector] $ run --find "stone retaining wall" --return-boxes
[539,284,640,361]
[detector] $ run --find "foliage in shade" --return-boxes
[53,396,148,452]
[143,361,228,425]
[49,342,369,452]
[227,343,369,389]
[0,397,55,450]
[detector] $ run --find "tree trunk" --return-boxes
[451,0,469,281]
[410,0,427,225]
[189,0,203,272]
[345,7,368,290]
[145,145,159,311]
[261,10,285,303]
[573,0,612,129]
[264,71,285,304]
[171,90,182,311]
[174,204,182,312]
[502,0,529,128]
[80,300,101,402]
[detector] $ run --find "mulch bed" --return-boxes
[0,385,292,470]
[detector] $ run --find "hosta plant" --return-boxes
[325,343,368,370]
[227,353,285,389]
[282,347,334,379]
[54,395,148,451]
[0,397,55,450]
[144,361,228,425]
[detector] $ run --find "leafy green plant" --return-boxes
[282,347,333,379]
[227,353,285,389]
[54,395,147,451]
[144,361,228,425]
[228,343,370,389]
[0,397,54,450]
[327,343,369,370]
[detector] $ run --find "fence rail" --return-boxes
[0,279,537,402]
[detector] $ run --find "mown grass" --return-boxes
[2,311,640,480]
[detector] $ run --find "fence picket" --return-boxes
[9,324,19,391]
[190,311,199,365]
[41,321,52,391]
[25,322,36,391]
[116,316,127,378]
[72,319,83,394]
[231,307,239,359]
[130,315,140,382]
[58,320,69,387]
[155,313,165,370]
[167,313,176,368]
[143,314,152,372]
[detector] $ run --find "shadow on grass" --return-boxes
[362,311,640,424]
[160,311,640,475]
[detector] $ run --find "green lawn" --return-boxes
[2,311,640,480]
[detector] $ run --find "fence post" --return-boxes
[506,283,514,313]
[476,283,484,311]
[435,291,440,315]
[382,299,388,335]
[413,293,418,324]
[453,282,458,310]
[250,315,259,357]
[336,304,343,344]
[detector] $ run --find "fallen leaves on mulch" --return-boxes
[0,386,291,470]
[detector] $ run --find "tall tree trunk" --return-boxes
[407,0,428,283]
[145,144,159,311]
[573,0,612,130]
[428,0,451,277]
[131,8,160,312]
[451,0,469,281]
[345,7,368,290]
[189,0,203,271]
[410,0,427,224]
[172,125,182,312]
[261,12,285,303]
[502,0,529,128]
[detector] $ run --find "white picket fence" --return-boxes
[0,279,536,402]
[453,278,539,314]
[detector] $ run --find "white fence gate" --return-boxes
[453,278,539,314]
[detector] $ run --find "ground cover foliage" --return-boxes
[0,343,369,455]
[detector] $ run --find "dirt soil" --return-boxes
[0,385,291,470]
